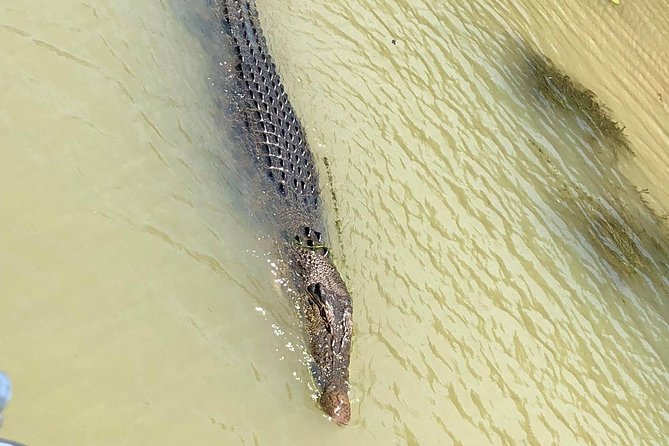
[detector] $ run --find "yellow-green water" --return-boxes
[1,0,668,444]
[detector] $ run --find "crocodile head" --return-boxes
[305,276,353,425]
[292,234,353,425]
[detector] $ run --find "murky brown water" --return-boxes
[1,0,668,445]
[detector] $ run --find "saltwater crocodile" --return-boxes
[214,0,353,425]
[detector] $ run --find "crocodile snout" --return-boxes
[320,386,350,425]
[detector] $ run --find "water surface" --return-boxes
[1,0,668,444]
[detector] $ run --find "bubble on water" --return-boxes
[271,324,284,337]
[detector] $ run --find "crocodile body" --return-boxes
[215,0,353,425]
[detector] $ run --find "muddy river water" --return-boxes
[1,0,668,444]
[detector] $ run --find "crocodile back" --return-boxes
[220,0,321,218]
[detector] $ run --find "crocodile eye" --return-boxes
[307,283,323,298]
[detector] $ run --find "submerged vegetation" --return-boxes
[528,52,633,159]
[587,200,649,276]
[521,47,669,275]
[528,136,669,278]
[586,191,669,278]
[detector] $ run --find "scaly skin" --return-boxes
[215,0,353,425]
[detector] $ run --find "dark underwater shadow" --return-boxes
[500,35,669,300]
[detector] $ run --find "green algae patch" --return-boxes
[322,156,349,273]
[323,157,344,240]
[528,52,633,159]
